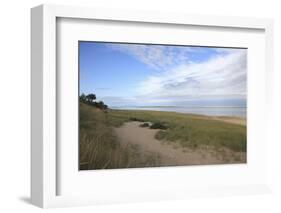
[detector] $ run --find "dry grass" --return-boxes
[79,103,160,170]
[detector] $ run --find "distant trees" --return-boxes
[86,94,96,103]
[79,93,86,102]
[94,101,108,110]
[80,93,108,110]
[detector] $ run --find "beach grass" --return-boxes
[107,109,246,152]
[79,103,161,170]
[79,102,246,170]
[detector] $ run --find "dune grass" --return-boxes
[79,103,161,170]
[107,109,246,152]
[79,103,246,170]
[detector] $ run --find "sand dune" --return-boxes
[114,121,245,166]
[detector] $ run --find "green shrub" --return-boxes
[139,122,150,127]
[150,122,168,130]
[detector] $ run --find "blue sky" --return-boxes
[79,42,247,107]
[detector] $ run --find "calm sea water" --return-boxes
[112,106,247,118]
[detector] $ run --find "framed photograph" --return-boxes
[31,4,274,208]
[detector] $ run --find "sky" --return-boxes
[79,41,247,107]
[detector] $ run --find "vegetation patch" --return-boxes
[139,122,150,128]
[149,122,168,130]
[79,103,161,170]
[129,117,145,122]
[80,93,108,110]
[106,109,246,152]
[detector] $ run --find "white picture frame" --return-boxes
[31,4,274,208]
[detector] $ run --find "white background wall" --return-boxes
[0,0,280,212]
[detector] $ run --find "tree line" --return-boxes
[80,93,108,110]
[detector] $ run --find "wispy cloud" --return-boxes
[213,47,246,54]
[134,49,247,103]
[106,43,203,71]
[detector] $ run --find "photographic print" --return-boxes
[79,41,247,170]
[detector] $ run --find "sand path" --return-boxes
[113,121,228,166]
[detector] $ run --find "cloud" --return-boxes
[135,49,247,103]
[214,47,247,55]
[106,43,203,71]
[100,44,247,106]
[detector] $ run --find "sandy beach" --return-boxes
[212,116,246,126]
